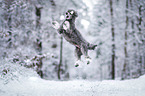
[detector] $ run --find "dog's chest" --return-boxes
[62,20,79,41]
[63,21,70,30]
[63,21,75,30]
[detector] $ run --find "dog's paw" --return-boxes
[85,57,92,65]
[75,63,79,67]
[52,21,60,29]
[63,21,70,30]
[75,60,82,67]
[74,60,84,67]
[74,60,80,67]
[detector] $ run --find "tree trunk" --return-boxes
[50,0,56,20]
[58,36,63,80]
[130,0,137,78]
[121,0,130,80]
[109,0,115,80]
[35,5,43,78]
[137,4,143,76]
[4,0,14,48]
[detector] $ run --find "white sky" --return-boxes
[81,19,90,29]
[82,0,98,10]
[81,0,96,29]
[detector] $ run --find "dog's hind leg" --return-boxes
[74,47,82,67]
[81,44,92,65]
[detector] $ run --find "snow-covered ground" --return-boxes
[0,75,145,96]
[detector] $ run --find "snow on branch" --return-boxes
[134,33,143,44]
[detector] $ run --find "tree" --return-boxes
[109,0,115,80]
[121,0,130,80]
[4,0,14,48]
[57,36,63,80]
[137,0,143,76]
[34,4,43,78]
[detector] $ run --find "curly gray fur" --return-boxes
[58,9,97,63]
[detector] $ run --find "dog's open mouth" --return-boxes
[66,16,69,18]
[66,15,71,19]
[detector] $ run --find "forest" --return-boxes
[0,0,145,86]
[0,0,145,95]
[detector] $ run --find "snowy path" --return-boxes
[0,76,145,96]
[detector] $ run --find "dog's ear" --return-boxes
[67,9,78,17]
[74,11,78,17]
[70,10,78,17]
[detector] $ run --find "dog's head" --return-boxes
[65,9,78,20]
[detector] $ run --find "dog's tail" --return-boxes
[88,43,97,50]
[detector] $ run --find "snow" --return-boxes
[0,75,145,96]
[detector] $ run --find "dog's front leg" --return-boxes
[52,21,60,30]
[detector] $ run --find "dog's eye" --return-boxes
[66,12,68,15]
